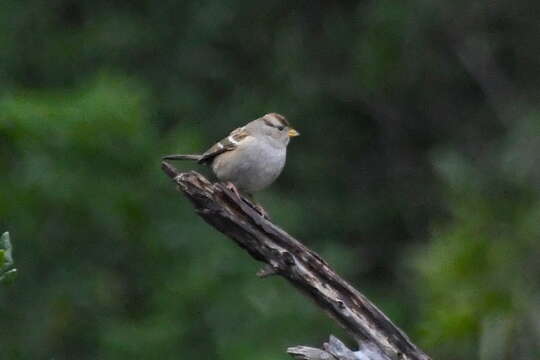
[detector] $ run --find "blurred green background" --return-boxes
[1,1,539,359]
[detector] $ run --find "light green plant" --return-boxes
[0,232,17,284]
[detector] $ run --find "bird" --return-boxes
[163,113,299,215]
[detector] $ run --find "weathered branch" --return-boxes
[288,335,391,360]
[288,335,357,360]
[161,162,431,360]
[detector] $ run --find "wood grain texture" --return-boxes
[161,162,431,360]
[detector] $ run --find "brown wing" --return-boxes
[198,126,250,165]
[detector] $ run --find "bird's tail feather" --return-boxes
[162,154,202,161]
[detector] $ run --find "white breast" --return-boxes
[212,136,287,193]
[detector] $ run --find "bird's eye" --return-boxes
[264,119,285,131]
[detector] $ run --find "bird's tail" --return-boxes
[162,154,202,161]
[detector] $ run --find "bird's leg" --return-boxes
[225,182,242,199]
[223,183,271,219]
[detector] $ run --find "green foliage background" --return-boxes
[1,1,539,359]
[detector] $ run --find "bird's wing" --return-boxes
[198,126,250,164]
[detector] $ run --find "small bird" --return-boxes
[163,113,299,205]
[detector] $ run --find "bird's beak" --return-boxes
[288,128,300,137]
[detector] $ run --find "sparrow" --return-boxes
[163,113,299,200]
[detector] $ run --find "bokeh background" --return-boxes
[1,1,540,359]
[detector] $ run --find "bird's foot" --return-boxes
[223,182,271,220]
[225,182,242,198]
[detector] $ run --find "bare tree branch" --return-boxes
[288,335,361,360]
[161,162,431,360]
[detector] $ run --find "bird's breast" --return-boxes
[212,138,286,193]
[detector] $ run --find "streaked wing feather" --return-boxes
[198,127,249,164]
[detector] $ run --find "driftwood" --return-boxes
[161,162,431,360]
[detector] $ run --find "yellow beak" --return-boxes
[288,128,300,137]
